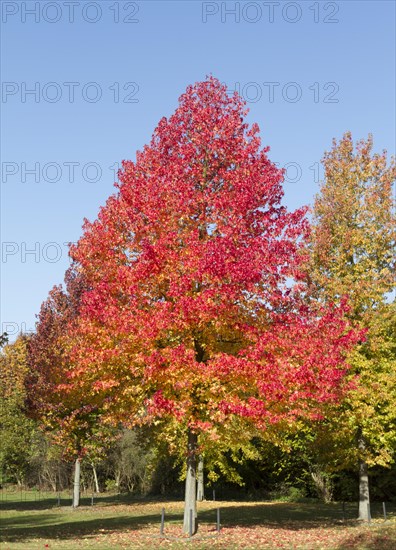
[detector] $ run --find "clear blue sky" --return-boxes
[1,0,395,340]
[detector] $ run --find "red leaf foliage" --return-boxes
[32,78,361,443]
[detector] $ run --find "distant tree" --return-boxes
[0,335,36,485]
[0,332,8,348]
[307,132,396,520]
[27,272,115,506]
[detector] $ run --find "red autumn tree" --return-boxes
[65,77,359,533]
[27,270,114,507]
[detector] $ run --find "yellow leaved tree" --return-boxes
[307,132,396,520]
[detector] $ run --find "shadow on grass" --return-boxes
[0,499,71,512]
[1,511,174,544]
[200,502,359,529]
[0,493,180,511]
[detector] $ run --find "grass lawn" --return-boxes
[1,492,395,549]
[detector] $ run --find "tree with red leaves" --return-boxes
[64,77,359,533]
[27,270,113,507]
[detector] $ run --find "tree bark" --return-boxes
[115,471,121,491]
[358,458,370,520]
[310,466,333,503]
[358,435,370,521]
[197,455,204,502]
[92,463,100,493]
[72,458,81,508]
[183,429,198,534]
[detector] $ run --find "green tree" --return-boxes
[0,335,37,485]
[307,132,396,519]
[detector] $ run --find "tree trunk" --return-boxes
[197,455,204,501]
[72,458,81,508]
[92,463,100,493]
[183,429,198,534]
[358,458,370,520]
[358,435,370,521]
[115,470,121,491]
[310,466,333,503]
[15,474,23,488]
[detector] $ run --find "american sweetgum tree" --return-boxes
[63,77,359,533]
